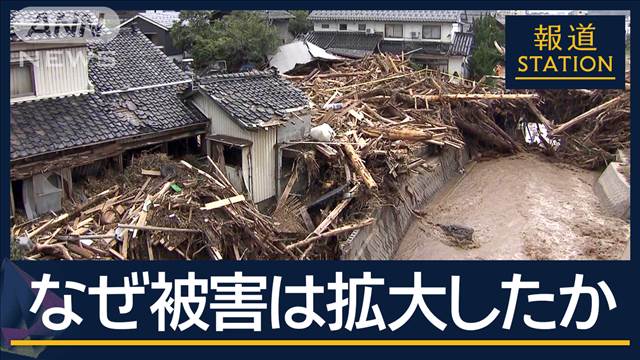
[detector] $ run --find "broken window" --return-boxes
[385,24,403,38]
[10,62,35,98]
[144,33,162,47]
[223,145,243,168]
[422,25,442,39]
[358,24,366,31]
[23,172,63,219]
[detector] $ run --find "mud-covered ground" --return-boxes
[394,153,629,260]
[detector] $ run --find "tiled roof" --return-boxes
[198,70,308,129]
[10,9,112,42]
[11,93,137,160]
[138,10,181,29]
[88,28,189,93]
[379,40,449,55]
[11,85,207,160]
[260,10,295,20]
[308,10,462,23]
[305,31,382,58]
[448,32,474,56]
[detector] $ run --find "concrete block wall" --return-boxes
[341,147,468,260]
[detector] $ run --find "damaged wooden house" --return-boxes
[10,10,208,219]
[188,70,311,206]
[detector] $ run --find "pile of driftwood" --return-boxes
[287,54,536,160]
[274,54,539,258]
[12,154,293,260]
[534,85,630,169]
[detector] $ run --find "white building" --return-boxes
[306,10,474,77]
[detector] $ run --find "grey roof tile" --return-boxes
[305,31,382,58]
[259,10,295,20]
[11,85,207,160]
[448,32,474,56]
[10,9,113,42]
[379,39,450,55]
[308,10,462,23]
[199,70,308,129]
[138,10,181,28]
[87,28,188,92]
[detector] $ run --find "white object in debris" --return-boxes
[80,239,94,246]
[523,123,560,149]
[310,123,336,142]
[269,40,344,74]
[322,102,343,110]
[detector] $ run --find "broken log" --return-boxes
[551,94,627,135]
[117,224,202,234]
[286,218,375,249]
[361,127,433,141]
[526,100,555,129]
[420,93,538,101]
[341,141,377,189]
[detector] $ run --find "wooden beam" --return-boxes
[286,218,375,250]
[141,169,161,176]
[551,94,627,135]
[419,93,539,101]
[200,195,246,210]
[342,141,377,189]
[117,224,202,234]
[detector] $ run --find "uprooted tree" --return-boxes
[171,11,280,71]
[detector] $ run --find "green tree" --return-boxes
[171,11,280,71]
[288,10,312,36]
[469,15,505,80]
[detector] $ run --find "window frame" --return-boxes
[384,23,403,38]
[422,24,442,39]
[321,23,330,29]
[10,61,36,99]
[358,23,366,31]
[339,23,347,31]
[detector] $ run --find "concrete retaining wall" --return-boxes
[341,147,468,260]
[594,162,630,219]
[595,148,630,259]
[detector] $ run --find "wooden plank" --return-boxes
[287,218,375,250]
[118,224,202,234]
[141,169,161,176]
[27,213,69,239]
[200,195,245,210]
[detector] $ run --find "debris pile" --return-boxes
[12,154,293,260]
[275,54,538,258]
[288,54,535,159]
[11,55,630,261]
[535,87,630,169]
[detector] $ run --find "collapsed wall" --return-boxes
[342,146,469,260]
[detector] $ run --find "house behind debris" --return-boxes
[189,70,310,205]
[306,10,474,77]
[10,10,207,219]
[260,10,296,45]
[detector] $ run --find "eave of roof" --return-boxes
[308,10,462,23]
[195,70,309,130]
[118,14,170,31]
